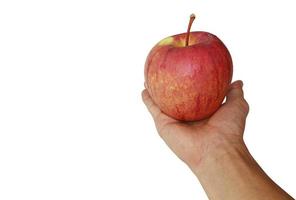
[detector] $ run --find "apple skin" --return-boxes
[144,31,233,121]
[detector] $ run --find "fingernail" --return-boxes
[231,80,243,89]
[236,80,243,87]
[239,80,244,87]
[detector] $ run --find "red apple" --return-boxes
[144,14,233,121]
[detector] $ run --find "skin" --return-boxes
[142,80,294,200]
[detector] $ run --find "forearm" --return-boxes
[191,140,294,200]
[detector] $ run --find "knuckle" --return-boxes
[234,98,249,113]
[240,98,249,112]
[142,93,149,101]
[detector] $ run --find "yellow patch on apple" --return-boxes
[158,36,186,47]
[158,36,174,46]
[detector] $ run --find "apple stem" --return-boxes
[185,14,196,46]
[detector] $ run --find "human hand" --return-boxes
[142,80,249,169]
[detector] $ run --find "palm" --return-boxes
[142,81,249,167]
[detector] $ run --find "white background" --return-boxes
[0,0,295,199]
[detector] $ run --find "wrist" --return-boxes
[190,135,252,176]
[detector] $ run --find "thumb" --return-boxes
[226,80,244,102]
[225,80,249,114]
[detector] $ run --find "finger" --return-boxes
[142,89,162,119]
[226,80,244,102]
[225,80,249,114]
